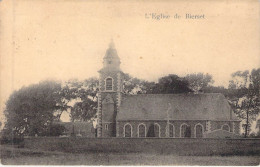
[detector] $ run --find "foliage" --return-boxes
[71,99,97,122]
[68,78,99,122]
[228,68,260,137]
[3,80,63,137]
[49,124,67,136]
[184,73,214,93]
[123,73,153,94]
[150,74,192,94]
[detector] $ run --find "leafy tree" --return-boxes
[150,74,192,94]
[123,73,152,94]
[70,99,97,122]
[184,73,214,93]
[228,69,260,137]
[3,80,64,137]
[69,78,99,122]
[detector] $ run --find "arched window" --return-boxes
[154,123,160,138]
[105,124,108,130]
[124,124,132,138]
[180,123,191,138]
[169,124,175,138]
[138,124,146,137]
[105,78,113,91]
[194,124,203,138]
[222,124,230,132]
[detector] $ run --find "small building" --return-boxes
[96,41,240,138]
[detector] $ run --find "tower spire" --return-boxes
[109,38,115,49]
[100,40,121,71]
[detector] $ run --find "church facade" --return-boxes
[96,42,240,138]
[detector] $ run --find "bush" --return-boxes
[48,124,67,136]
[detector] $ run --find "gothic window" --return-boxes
[124,124,132,137]
[138,124,146,137]
[169,124,175,138]
[222,124,230,132]
[180,123,191,138]
[105,78,113,91]
[195,124,203,138]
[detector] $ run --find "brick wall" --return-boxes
[117,120,207,138]
[117,120,240,138]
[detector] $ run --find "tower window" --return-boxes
[105,78,113,90]
[105,124,108,130]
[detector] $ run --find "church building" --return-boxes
[96,41,240,138]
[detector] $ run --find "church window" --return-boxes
[105,78,113,91]
[180,123,191,138]
[138,123,146,137]
[194,123,203,138]
[105,124,108,130]
[169,124,175,138]
[154,123,160,137]
[124,123,132,138]
[222,124,230,132]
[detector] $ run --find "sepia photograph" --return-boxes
[0,0,259,165]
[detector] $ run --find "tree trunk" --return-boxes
[244,111,249,138]
[244,98,252,138]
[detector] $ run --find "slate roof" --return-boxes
[117,93,239,121]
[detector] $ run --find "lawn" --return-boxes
[1,145,259,165]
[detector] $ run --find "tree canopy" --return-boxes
[3,80,63,137]
[184,73,214,93]
[227,69,260,137]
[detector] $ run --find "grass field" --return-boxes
[1,145,259,165]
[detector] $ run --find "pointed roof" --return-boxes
[103,40,120,60]
[99,40,121,73]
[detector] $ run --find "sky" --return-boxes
[0,0,259,124]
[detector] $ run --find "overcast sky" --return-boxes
[1,0,259,123]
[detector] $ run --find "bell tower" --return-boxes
[97,40,124,137]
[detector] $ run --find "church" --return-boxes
[96,41,240,138]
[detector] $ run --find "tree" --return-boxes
[184,73,214,93]
[228,69,260,137]
[70,99,97,122]
[123,73,151,94]
[69,78,99,122]
[3,80,64,137]
[150,74,192,94]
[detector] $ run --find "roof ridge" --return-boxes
[124,93,223,97]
